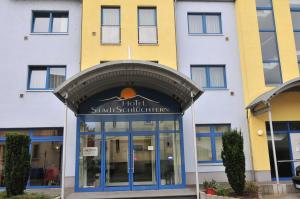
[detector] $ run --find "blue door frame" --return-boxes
[75,114,186,192]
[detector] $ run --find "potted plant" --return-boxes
[203,180,218,195]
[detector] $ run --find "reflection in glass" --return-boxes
[33,12,50,32]
[257,10,274,30]
[197,137,212,161]
[132,121,156,131]
[106,136,129,186]
[105,121,129,132]
[133,135,156,185]
[0,143,4,186]
[52,12,68,33]
[0,130,29,137]
[259,32,279,61]
[160,133,182,185]
[32,128,63,137]
[49,67,66,89]
[263,62,282,85]
[79,135,101,188]
[159,120,179,131]
[294,32,300,60]
[196,126,210,133]
[80,122,101,132]
[29,142,62,186]
[256,0,272,7]
[215,136,223,161]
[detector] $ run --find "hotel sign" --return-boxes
[79,87,181,114]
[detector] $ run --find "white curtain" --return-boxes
[139,9,156,26]
[52,17,68,32]
[30,70,47,89]
[191,67,207,88]
[49,68,65,89]
[188,15,203,33]
[209,67,225,87]
[206,15,221,33]
[102,8,119,25]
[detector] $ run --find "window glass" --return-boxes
[197,137,212,161]
[209,67,225,87]
[160,133,182,185]
[0,130,30,137]
[29,142,62,186]
[195,126,210,133]
[32,129,63,137]
[191,67,207,88]
[294,32,300,60]
[80,122,101,132]
[215,136,223,161]
[263,62,282,85]
[0,143,4,187]
[52,12,68,33]
[290,122,300,131]
[205,15,221,34]
[256,0,272,7]
[291,11,300,30]
[139,9,156,26]
[159,120,179,131]
[257,10,275,30]
[101,8,120,44]
[105,121,129,132]
[266,122,288,132]
[29,68,47,89]
[188,14,203,34]
[215,125,230,133]
[259,32,279,61]
[33,12,50,32]
[132,121,156,131]
[79,135,101,188]
[290,0,300,8]
[49,67,66,89]
[138,8,157,44]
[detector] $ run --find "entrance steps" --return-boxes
[66,187,196,199]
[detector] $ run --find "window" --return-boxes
[101,7,120,44]
[28,66,66,90]
[32,11,68,33]
[188,13,222,34]
[0,128,63,187]
[138,8,157,44]
[256,0,282,85]
[290,1,300,72]
[196,125,230,163]
[191,65,226,89]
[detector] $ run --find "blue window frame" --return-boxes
[31,11,69,33]
[0,128,63,188]
[187,13,222,35]
[196,124,230,163]
[256,0,282,85]
[138,7,158,44]
[27,66,66,90]
[191,65,227,89]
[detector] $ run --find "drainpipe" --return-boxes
[267,102,279,185]
[191,92,200,199]
[61,94,68,199]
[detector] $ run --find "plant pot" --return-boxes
[206,188,217,195]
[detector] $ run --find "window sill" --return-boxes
[101,43,121,46]
[138,43,159,46]
[30,33,69,35]
[26,90,54,92]
[202,88,228,91]
[198,162,223,166]
[188,33,224,36]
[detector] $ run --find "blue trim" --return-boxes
[75,114,185,192]
[27,65,66,90]
[187,13,222,35]
[31,11,69,33]
[190,65,227,89]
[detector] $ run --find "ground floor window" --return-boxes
[76,115,185,191]
[0,128,63,187]
[266,121,300,180]
[196,124,230,163]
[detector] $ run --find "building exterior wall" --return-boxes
[236,0,300,181]
[81,0,178,70]
[0,0,82,182]
[176,1,252,183]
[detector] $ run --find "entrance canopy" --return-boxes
[247,77,300,114]
[54,60,203,114]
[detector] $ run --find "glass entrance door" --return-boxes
[132,134,156,188]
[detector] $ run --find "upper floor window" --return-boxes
[28,66,66,90]
[290,1,300,70]
[101,7,120,44]
[32,11,68,33]
[188,13,222,34]
[191,65,226,89]
[138,8,157,44]
[196,124,230,163]
[256,0,282,85]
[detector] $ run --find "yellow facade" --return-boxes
[80,0,177,71]
[236,0,300,173]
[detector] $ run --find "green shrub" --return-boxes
[4,133,31,197]
[203,179,218,190]
[221,129,246,195]
[0,192,51,199]
[244,181,259,197]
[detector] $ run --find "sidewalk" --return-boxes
[263,193,300,199]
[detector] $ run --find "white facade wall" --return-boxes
[175,1,252,183]
[0,0,81,181]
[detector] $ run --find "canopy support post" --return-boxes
[191,92,200,199]
[61,95,68,199]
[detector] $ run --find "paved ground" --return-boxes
[263,193,300,199]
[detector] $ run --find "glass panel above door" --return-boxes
[105,121,129,132]
[132,121,156,131]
